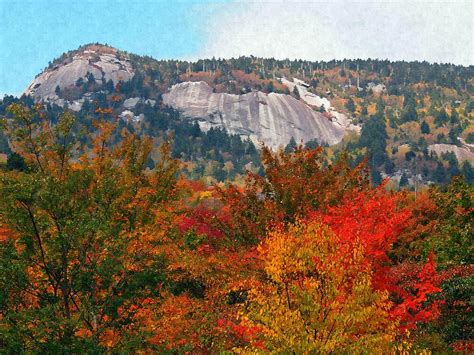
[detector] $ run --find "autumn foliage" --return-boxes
[0,104,472,353]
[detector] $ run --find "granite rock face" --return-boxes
[163,81,346,149]
[428,142,474,162]
[23,46,134,100]
[281,78,360,133]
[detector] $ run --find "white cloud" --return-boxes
[197,0,473,65]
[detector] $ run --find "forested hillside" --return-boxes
[2,43,472,187]
[0,103,472,352]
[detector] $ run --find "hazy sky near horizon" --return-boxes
[1,0,472,96]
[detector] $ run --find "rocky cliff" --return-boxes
[428,140,474,163]
[22,45,354,149]
[163,81,346,149]
[23,45,134,100]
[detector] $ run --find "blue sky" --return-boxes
[1,0,473,96]
[0,0,230,96]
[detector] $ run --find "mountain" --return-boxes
[24,44,134,102]
[22,44,354,149]
[2,43,474,185]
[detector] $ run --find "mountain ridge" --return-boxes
[7,42,474,185]
[23,44,356,149]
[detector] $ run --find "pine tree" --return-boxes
[421,121,430,134]
[433,162,447,184]
[399,172,409,188]
[346,98,356,113]
[401,104,417,122]
[450,110,459,125]
[448,156,461,178]
[292,86,300,99]
[461,161,474,184]
[434,108,449,127]
[359,112,388,167]
[384,159,395,174]
[6,152,27,171]
[371,169,383,186]
[285,136,298,153]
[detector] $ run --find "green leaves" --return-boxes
[0,104,179,352]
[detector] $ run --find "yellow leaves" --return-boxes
[261,220,335,284]
[239,218,398,353]
[197,190,213,200]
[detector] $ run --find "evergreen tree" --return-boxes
[403,91,416,108]
[447,156,461,178]
[433,162,447,184]
[371,169,382,186]
[87,72,95,84]
[436,133,447,143]
[405,151,416,162]
[376,99,385,114]
[6,152,27,171]
[435,108,449,127]
[190,122,201,138]
[401,104,417,122]
[399,172,409,188]
[450,110,459,125]
[292,86,300,100]
[305,139,319,150]
[467,100,474,113]
[466,132,474,144]
[106,79,115,92]
[461,161,474,184]
[266,81,275,93]
[285,136,298,153]
[359,112,388,167]
[449,127,461,145]
[345,98,356,113]
[384,159,395,174]
[421,121,430,134]
[0,130,10,154]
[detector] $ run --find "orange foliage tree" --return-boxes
[0,105,466,352]
[0,104,179,352]
[238,219,397,353]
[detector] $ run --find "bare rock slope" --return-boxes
[428,141,474,163]
[281,78,360,132]
[163,81,346,149]
[23,45,134,100]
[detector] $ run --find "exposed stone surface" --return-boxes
[281,78,331,109]
[144,99,156,106]
[366,82,386,94]
[123,97,141,109]
[23,46,134,100]
[163,81,347,149]
[281,78,360,132]
[428,143,474,162]
[120,110,144,123]
[123,97,156,109]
